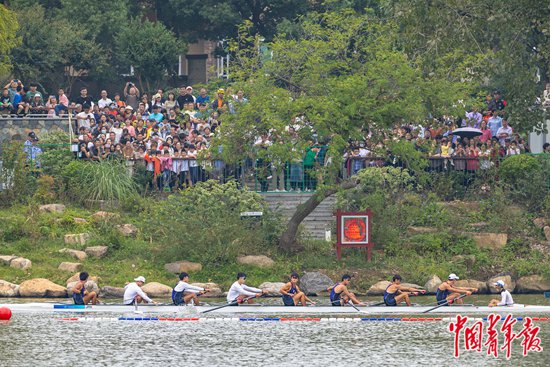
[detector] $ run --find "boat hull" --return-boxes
[1,303,550,315]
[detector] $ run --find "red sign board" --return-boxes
[335,209,373,261]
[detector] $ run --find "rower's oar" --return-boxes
[368,301,386,307]
[422,294,468,313]
[348,300,361,311]
[201,295,257,314]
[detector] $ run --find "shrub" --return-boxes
[0,141,36,206]
[499,155,547,212]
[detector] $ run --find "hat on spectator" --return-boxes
[125,106,133,110]
[28,131,39,141]
[186,86,193,90]
[109,103,117,108]
[153,94,161,99]
[217,88,225,94]
[33,93,42,98]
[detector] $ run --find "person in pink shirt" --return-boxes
[55,88,69,116]
[159,149,173,191]
[479,120,492,143]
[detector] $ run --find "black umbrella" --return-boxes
[451,127,483,138]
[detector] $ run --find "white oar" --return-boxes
[422,294,468,313]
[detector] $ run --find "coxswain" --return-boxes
[123,276,157,305]
[327,274,366,306]
[488,280,514,307]
[172,272,209,306]
[435,273,477,305]
[226,272,267,304]
[279,272,316,306]
[383,274,426,306]
[72,272,98,305]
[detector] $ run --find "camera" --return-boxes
[128,82,134,87]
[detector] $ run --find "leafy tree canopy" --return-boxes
[0,4,20,78]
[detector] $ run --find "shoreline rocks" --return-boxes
[424,275,442,294]
[164,261,202,273]
[0,280,20,297]
[85,246,108,259]
[259,282,285,296]
[236,255,275,268]
[487,275,515,294]
[515,275,550,293]
[300,272,334,295]
[64,233,90,246]
[58,262,82,272]
[59,248,88,261]
[39,204,66,214]
[19,278,67,298]
[141,282,172,297]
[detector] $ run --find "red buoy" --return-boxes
[0,307,12,320]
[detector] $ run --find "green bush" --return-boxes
[0,141,36,207]
[499,155,547,212]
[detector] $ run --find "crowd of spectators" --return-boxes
[7,78,550,192]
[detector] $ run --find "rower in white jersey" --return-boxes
[123,276,157,305]
[226,272,267,304]
[488,280,514,307]
[172,272,209,305]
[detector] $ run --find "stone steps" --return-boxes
[261,193,336,240]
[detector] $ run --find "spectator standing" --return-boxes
[464,107,482,128]
[496,120,513,146]
[479,120,492,143]
[76,105,94,129]
[487,111,502,138]
[164,92,177,111]
[24,132,42,168]
[195,88,210,106]
[124,82,140,110]
[211,89,228,113]
[176,86,194,107]
[74,87,94,109]
[97,90,112,109]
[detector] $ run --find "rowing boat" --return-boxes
[2,303,550,315]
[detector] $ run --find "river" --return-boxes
[0,295,548,366]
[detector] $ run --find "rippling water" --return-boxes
[1,295,549,366]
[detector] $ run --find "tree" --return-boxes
[8,3,107,93]
[114,18,183,91]
[157,0,314,41]
[0,4,20,78]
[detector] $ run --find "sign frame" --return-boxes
[335,209,373,261]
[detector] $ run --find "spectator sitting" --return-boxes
[164,92,177,111]
[195,88,210,106]
[506,141,520,156]
[28,94,47,115]
[0,88,13,114]
[76,105,94,129]
[55,88,69,116]
[97,90,113,109]
[114,93,126,108]
[45,95,58,117]
[496,119,513,146]
[211,89,228,113]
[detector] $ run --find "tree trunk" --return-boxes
[278,179,359,253]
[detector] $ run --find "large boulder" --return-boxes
[116,224,137,237]
[19,278,68,298]
[533,218,548,229]
[367,281,391,296]
[9,257,32,270]
[236,255,275,268]
[67,280,99,295]
[100,286,125,298]
[39,204,66,214]
[58,262,82,272]
[91,211,116,221]
[164,261,202,273]
[64,233,90,246]
[73,218,88,224]
[515,275,550,293]
[59,248,88,261]
[300,272,334,295]
[455,279,489,294]
[85,246,109,259]
[545,226,550,242]
[66,273,100,286]
[0,255,17,266]
[0,280,20,297]
[487,275,515,294]
[424,275,442,294]
[467,232,508,250]
[191,283,223,298]
[259,282,285,296]
[141,282,172,297]
[401,282,423,290]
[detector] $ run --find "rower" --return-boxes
[327,274,366,306]
[72,272,98,305]
[279,272,316,306]
[172,272,209,306]
[383,274,425,306]
[489,280,514,307]
[226,272,267,304]
[123,276,157,305]
[436,273,477,305]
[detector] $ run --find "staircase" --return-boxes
[262,193,336,240]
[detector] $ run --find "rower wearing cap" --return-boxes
[279,272,316,306]
[383,274,426,306]
[226,272,267,304]
[489,280,514,307]
[436,273,478,305]
[172,272,209,306]
[327,274,366,306]
[72,272,98,305]
[123,276,157,305]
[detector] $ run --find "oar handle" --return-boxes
[423,293,468,313]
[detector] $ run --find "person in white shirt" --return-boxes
[172,272,209,306]
[496,119,513,146]
[97,90,113,109]
[226,272,267,304]
[123,276,157,305]
[488,280,514,307]
[76,105,95,129]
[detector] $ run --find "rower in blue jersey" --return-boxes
[72,272,98,305]
[327,274,365,306]
[383,274,426,306]
[172,272,209,306]
[436,273,477,305]
[279,272,316,306]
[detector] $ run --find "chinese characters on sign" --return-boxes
[448,314,543,359]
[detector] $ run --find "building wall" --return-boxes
[0,118,70,143]
[179,40,218,85]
